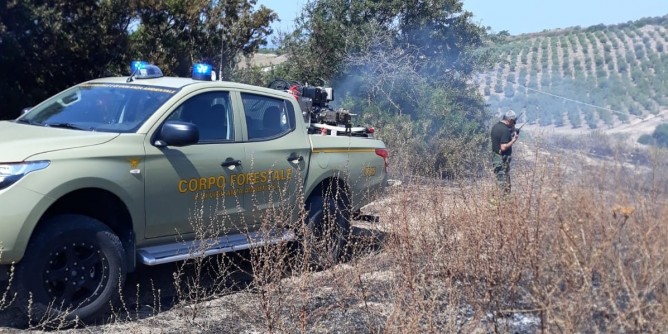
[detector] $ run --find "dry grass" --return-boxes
[1,135,666,333]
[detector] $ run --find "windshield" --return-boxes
[17,83,177,133]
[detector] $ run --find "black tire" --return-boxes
[15,214,126,323]
[302,194,350,268]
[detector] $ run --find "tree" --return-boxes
[0,0,133,119]
[0,0,276,119]
[279,0,489,89]
[277,0,491,176]
[130,0,277,79]
[652,123,668,147]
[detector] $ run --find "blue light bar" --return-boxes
[136,65,163,79]
[131,61,149,72]
[192,63,214,81]
[128,61,163,80]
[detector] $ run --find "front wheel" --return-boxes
[15,214,126,323]
[302,195,350,269]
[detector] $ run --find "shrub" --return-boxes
[638,133,654,145]
[652,123,668,147]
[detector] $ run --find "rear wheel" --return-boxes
[302,194,350,269]
[15,214,126,323]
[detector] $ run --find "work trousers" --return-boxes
[492,153,512,194]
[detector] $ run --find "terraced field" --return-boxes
[481,16,668,134]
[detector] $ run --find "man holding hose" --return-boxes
[490,110,519,194]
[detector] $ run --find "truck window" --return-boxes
[167,91,233,142]
[241,93,295,141]
[20,83,175,133]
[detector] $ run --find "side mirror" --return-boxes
[154,121,199,147]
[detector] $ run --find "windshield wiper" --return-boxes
[15,118,42,126]
[45,122,88,130]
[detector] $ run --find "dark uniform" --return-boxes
[491,121,514,193]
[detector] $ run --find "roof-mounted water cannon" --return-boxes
[268,78,374,137]
[300,86,333,108]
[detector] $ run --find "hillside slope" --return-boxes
[481,16,668,142]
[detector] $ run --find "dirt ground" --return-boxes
[0,224,398,333]
[523,109,667,146]
[0,109,663,333]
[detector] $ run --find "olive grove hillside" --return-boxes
[480,15,668,149]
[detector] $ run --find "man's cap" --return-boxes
[503,110,517,120]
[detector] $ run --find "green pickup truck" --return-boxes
[0,63,388,320]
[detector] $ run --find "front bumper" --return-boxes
[0,185,49,263]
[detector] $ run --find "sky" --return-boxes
[256,0,668,36]
[256,0,307,36]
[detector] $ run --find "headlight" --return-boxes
[0,161,50,190]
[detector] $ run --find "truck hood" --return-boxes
[0,121,119,162]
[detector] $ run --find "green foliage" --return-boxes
[540,72,551,87]
[618,60,628,73]
[494,82,504,94]
[230,66,266,86]
[597,109,613,126]
[276,0,490,176]
[130,0,276,79]
[521,50,528,65]
[635,44,646,60]
[504,84,515,98]
[567,107,581,128]
[651,123,668,147]
[0,0,133,119]
[638,133,655,145]
[518,67,528,86]
[0,0,276,119]
[482,17,668,131]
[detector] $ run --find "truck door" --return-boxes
[239,92,310,230]
[144,90,248,238]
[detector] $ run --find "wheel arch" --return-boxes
[306,176,351,215]
[36,188,136,271]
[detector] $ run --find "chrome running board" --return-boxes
[137,229,296,266]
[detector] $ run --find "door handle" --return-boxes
[287,153,304,164]
[221,158,242,169]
